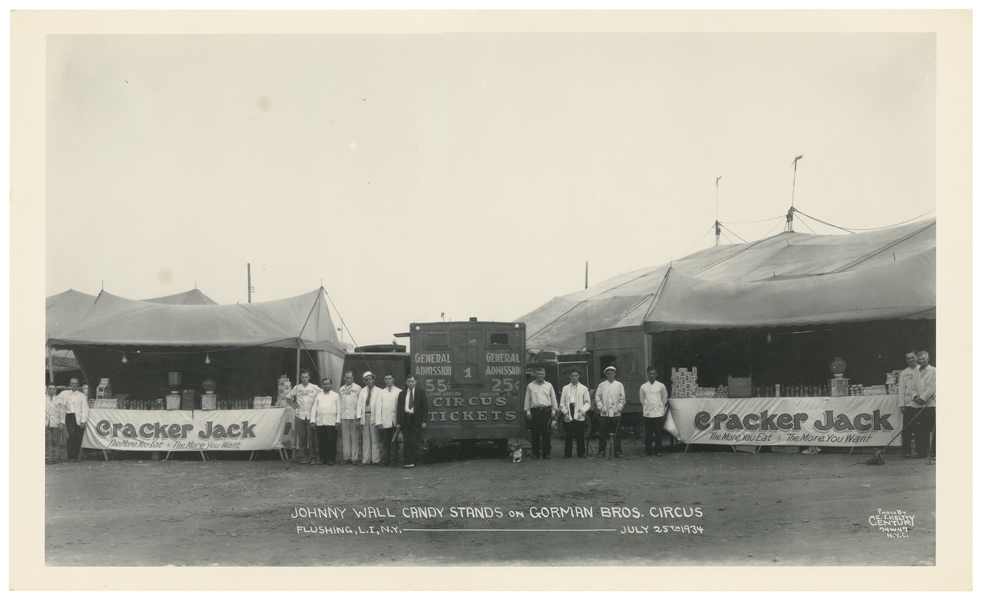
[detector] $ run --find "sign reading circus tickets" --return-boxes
[82,408,290,452]
[666,395,901,446]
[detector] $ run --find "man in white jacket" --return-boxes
[374,374,402,467]
[640,367,670,456]
[309,378,341,465]
[357,372,381,465]
[560,368,591,458]
[595,366,626,458]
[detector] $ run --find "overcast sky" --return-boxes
[46,32,935,346]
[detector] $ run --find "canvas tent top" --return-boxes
[46,289,98,341]
[519,218,936,353]
[49,288,343,355]
[46,288,219,341]
[141,289,217,305]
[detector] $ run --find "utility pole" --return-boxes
[585,261,589,289]
[247,263,252,303]
[715,176,722,245]
[786,155,803,232]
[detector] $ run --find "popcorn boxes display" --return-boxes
[670,367,698,398]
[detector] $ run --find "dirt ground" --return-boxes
[45,440,935,567]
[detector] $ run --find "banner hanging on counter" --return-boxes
[666,396,901,446]
[82,408,289,452]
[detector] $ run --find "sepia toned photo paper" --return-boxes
[8,7,973,592]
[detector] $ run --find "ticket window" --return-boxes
[452,328,483,386]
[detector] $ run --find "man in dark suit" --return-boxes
[396,375,428,469]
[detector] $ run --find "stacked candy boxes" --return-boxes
[886,370,901,395]
[670,367,698,398]
[252,396,273,409]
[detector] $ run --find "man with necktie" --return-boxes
[397,375,428,469]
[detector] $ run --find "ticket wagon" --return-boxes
[409,320,527,447]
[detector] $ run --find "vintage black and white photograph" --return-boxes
[9,8,972,591]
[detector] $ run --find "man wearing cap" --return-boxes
[309,377,341,465]
[640,367,670,456]
[286,369,320,464]
[397,375,428,469]
[595,366,626,458]
[524,367,558,459]
[560,368,591,458]
[338,370,362,464]
[357,372,381,465]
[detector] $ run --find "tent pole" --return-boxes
[47,345,54,384]
[296,344,301,387]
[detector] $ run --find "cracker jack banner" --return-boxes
[82,408,290,452]
[665,395,901,447]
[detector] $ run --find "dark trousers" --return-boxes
[316,425,338,464]
[403,425,421,465]
[644,416,667,455]
[598,416,623,456]
[563,418,586,458]
[914,407,936,457]
[529,407,552,458]
[380,427,400,465]
[901,407,916,455]
[66,413,84,460]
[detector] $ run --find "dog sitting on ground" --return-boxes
[509,444,523,463]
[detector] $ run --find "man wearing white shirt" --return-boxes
[375,374,402,467]
[595,366,626,458]
[912,350,936,459]
[309,378,341,466]
[524,368,558,459]
[338,371,362,464]
[286,369,321,464]
[560,369,591,458]
[896,350,920,457]
[357,372,381,465]
[640,367,670,457]
[45,383,66,464]
[58,377,88,462]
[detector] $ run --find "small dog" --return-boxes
[510,444,523,463]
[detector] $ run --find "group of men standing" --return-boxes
[897,350,937,459]
[44,377,89,464]
[523,365,670,460]
[285,369,427,469]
